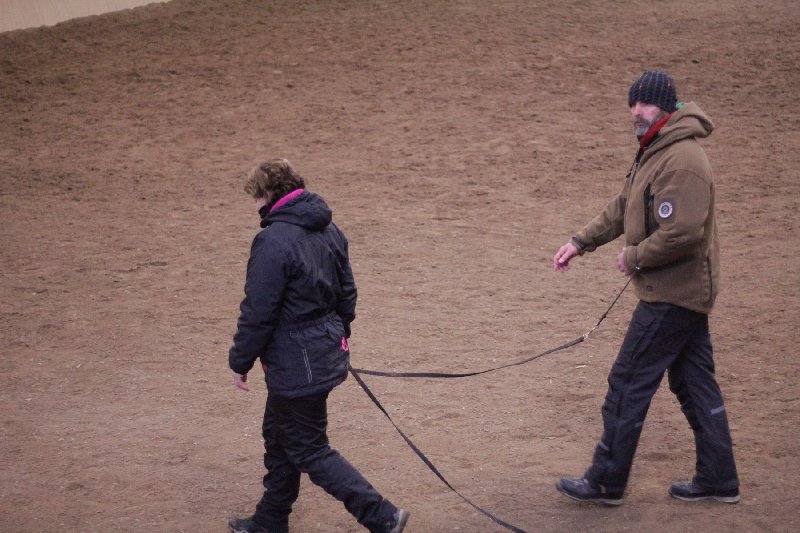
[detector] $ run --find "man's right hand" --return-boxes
[554,242,580,272]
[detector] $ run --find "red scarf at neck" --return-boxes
[639,113,672,149]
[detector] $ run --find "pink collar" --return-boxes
[270,189,304,212]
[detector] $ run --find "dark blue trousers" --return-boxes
[585,301,739,492]
[254,391,397,533]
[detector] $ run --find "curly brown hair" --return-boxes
[244,158,305,201]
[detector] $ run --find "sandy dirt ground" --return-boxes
[1,1,799,531]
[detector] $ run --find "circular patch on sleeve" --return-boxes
[658,201,673,218]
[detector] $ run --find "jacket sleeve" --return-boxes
[574,180,629,253]
[228,232,287,375]
[624,169,710,271]
[333,229,357,337]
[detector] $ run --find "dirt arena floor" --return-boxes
[2,1,798,531]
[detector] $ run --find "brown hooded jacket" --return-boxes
[573,101,720,314]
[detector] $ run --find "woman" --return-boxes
[228,159,409,533]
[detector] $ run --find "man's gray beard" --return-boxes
[634,123,650,138]
[633,112,666,139]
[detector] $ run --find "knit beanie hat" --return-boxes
[628,71,677,112]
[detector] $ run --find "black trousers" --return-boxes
[254,391,397,533]
[584,301,739,492]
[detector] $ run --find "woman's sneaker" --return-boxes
[555,476,624,506]
[668,481,740,503]
[228,516,287,533]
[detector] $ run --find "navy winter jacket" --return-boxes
[229,190,357,398]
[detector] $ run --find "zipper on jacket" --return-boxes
[627,148,644,184]
[301,348,313,383]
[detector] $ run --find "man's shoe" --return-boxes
[556,476,624,506]
[228,516,286,533]
[669,481,740,503]
[388,508,410,533]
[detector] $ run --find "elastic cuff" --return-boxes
[624,246,640,272]
[571,236,588,255]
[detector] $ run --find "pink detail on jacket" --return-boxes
[341,337,349,351]
[270,188,305,212]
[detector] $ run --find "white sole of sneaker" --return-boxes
[670,493,740,504]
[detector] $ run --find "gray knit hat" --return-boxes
[628,71,677,112]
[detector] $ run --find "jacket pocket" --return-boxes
[264,330,313,393]
[268,316,348,394]
[301,347,313,384]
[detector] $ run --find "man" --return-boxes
[228,159,409,533]
[552,71,740,506]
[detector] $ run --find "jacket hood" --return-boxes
[263,191,332,231]
[655,101,714,149]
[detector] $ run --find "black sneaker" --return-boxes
[389,508,410,533]
[669,481,740,503]
[228,516,286,533]
[555,476,624,506]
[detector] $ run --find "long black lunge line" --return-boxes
[349,367,528,533]
[349,281,631,532]
[352,278,632,378]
